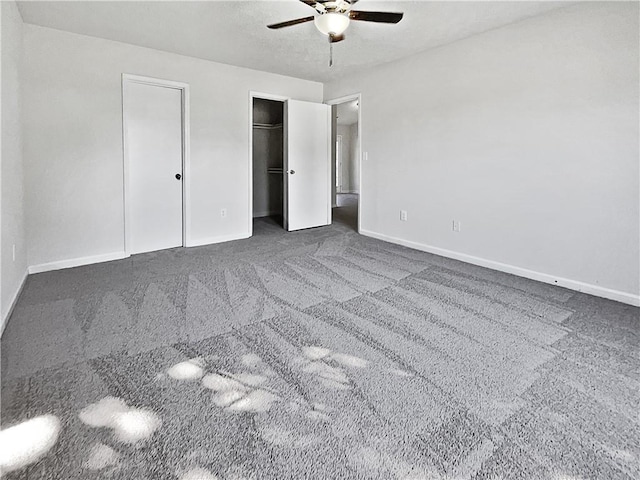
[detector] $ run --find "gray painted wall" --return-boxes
[325,2,639,303]
[1,0,27,330]
[22,25,322,268]
[337,124,359,193]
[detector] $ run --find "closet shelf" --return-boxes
[267,167,283,174]
[253,122,283,130]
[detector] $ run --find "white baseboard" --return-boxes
[187,232,250,248]
[1,269,29,337]
[27,232,253,274]
[360,229,640,307]
[28,251,127,274]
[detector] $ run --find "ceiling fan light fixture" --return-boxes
[314,12,350,36]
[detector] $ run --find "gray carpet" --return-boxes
[1,203,639,479]
[333,193,358,231]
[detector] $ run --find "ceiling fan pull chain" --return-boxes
[329,36,333,67]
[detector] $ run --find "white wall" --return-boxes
[1,0,27,330]
[22,25,322,268]
[337,123,359,193]
[337,125,352,192]
[348,123,359,193]
[324,2,639,304]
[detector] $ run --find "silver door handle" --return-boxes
[288,170,295,175]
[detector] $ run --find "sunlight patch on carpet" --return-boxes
[167,357,205,381]
[79,396,162,444]
[0,414,61,474]
[180,467,218,480]
[85,443,120,470]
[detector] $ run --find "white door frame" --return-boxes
[325,93,362,233]
[122,74,191,256]
[248,91,288,237]
[336,134,343,193]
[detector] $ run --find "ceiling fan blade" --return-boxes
[329,33,345,43]
[349,11,404,24]
[267,16,315,29]
[299,0,327,13]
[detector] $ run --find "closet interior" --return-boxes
[252,98,284,227]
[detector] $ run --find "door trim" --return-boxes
[122,74,191,256]
[325,93,362,233]
[336,134,343,193]
[248,91,289,237]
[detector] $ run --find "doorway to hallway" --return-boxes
[334,193,358,231]
[329,95,361,233]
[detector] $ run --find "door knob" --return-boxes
[175,173,182,180]
[288,170,295,175]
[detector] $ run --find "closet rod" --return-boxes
[253,123,283,130]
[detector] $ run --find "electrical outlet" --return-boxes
[400,210,408,221]
[363,151,368,162]
[12,244,16,261]
[452,220,461,232]
[221,208,227,218]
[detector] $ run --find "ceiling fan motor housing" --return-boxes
[266,0,404,40]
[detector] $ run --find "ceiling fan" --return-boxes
[268,0,404,65]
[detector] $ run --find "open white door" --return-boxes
[124,79,184,254]
[284,100,331,231]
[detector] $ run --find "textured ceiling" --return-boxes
[17,1,572,83]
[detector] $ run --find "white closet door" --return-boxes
[124,81,183,254]
[284,99,331,231]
